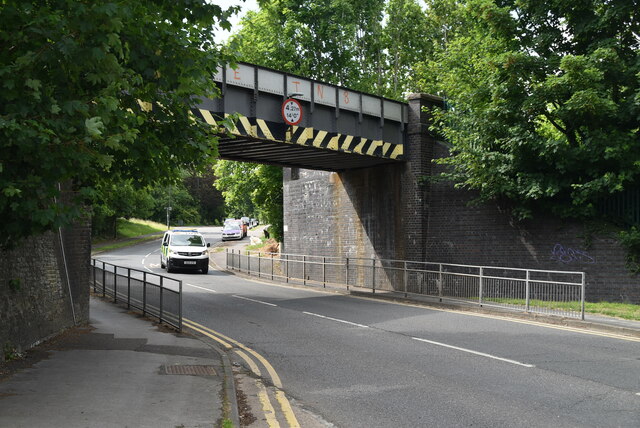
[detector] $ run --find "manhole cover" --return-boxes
[163,365,217,376]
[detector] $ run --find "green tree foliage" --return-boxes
[0,0,237,248]
[92,170,225,238]
[214,161,258,219]
[92,180,155,238]
[383,0,434,99]
[235,0,453,99]
[214,160,284,240]
[148,183,202,227]
[232,0,386,92]
[420,0,640,220]
[183,168,226,224]
[252,165,284,242]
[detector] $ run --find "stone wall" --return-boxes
[0,220,90,360]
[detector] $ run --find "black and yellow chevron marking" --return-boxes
[194,109,404,160]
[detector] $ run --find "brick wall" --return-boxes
[283,165,404,261]
[0,216,90,359]
[426,142,639,303]
[282,93,639,304]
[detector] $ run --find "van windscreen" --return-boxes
[171,235,204,246]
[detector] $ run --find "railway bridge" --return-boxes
[197,62,634,304]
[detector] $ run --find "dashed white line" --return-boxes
[233,295,278,307]
[142,250,159,272]
[186,283,217,293]
[412,337,535,368]
[303,312,369,328]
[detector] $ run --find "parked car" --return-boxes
[222,220,243,241]
[224,218,247,237]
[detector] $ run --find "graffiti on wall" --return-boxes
[550,244,595,264]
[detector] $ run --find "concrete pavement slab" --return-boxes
[0,297,230,428]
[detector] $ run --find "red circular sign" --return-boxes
[281,98,303,125]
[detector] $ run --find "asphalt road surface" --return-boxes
[95,228,640,428]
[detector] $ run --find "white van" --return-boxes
[160,229,210,274]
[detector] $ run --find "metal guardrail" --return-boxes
[91,259,183,331]
[598,186,640,227]
[226,250,586,320]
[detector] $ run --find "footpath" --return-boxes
[0,295,236,428]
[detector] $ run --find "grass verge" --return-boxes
[584,301,640,320]
[93,236,161,253]
[92,218,166,254]
[116,218,166,238]
[484,298,640,321]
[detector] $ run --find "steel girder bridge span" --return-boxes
[192,62,408,172]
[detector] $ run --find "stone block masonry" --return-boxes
[0,216,90,360]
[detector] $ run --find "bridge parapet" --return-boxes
[194,62,408,171]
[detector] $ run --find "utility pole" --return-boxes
[165,206,172,230]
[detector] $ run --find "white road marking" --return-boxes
[303,312,369,328]
[350,295,640,343]
[186,283,217,293]
[141,250,159,272]
[233,295,278,307]
[412,337,535,368]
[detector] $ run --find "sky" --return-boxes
[211,0,432,42]
[213,0,260,42]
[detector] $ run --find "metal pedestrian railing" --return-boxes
[91,259,183,331]
[226,250,586,320]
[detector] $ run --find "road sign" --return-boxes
[281,98,303,125]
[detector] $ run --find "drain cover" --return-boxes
[163,365,217,376]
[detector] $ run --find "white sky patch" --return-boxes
[212,0,429,42]
[210,0,260,42]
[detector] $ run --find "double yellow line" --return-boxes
[183,318,300,428]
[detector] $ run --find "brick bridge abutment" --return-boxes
[283,93,639,303]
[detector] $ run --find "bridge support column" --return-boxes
[401,94,444,261]
[282,94,443,267]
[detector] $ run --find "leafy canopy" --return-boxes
[214,160,284,241]
[424,0,640,220]
[231,0,435,99]
[0,0,237,247]
[231,0,385,91]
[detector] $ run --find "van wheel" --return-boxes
[202,265,209,274]
[160,256,165,269]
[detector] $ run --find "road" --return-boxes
[95,227,640,428]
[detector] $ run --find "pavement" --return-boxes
[1,233,639,428]
[0,296,238,428]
